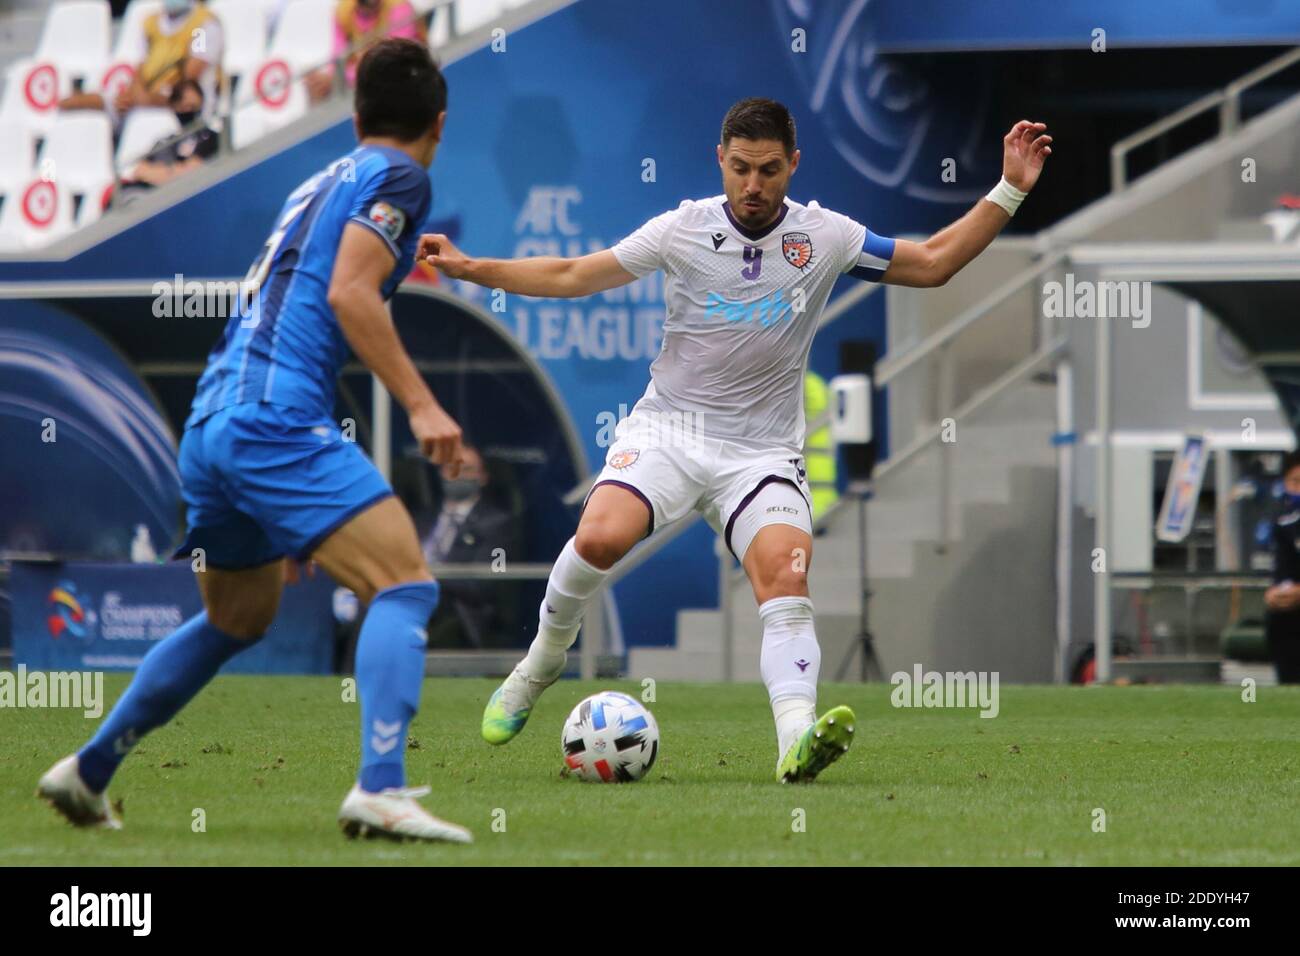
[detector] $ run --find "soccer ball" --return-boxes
[561,691,660,783]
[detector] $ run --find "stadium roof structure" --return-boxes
[1068,240,1300,433]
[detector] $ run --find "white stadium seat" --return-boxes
[112,0,164,67]
[455,0,503,35]
[267,0,336,76]
[41,112,115,197]
[0,59,72,137]
[210,0,269,82]
[0,178,76,250]
[0,121,37,202]
[115,106,181,169]
[34,1,112,87]
[231,61,307,149]
[428,5,451,48]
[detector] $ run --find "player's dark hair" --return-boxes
[720,97,796,156]
[355,38,447,142]
[1281,451,1300,479]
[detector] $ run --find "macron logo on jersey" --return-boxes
[368,201,406,243]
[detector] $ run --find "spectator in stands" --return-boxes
[60,0,224,124]
[116,80,218,198]
[306,0,426,101]
[1264,451,1300,683]
[418,444,521,648]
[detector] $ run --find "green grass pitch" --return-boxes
[3,676,1299,865]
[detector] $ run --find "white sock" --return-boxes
[772,695,817,760]
[759,596,820,757]
[521,537,610,681]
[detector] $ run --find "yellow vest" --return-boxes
[140,5,219,94]
[803,371,838,517]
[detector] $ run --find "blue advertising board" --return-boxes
[11,562,336,674]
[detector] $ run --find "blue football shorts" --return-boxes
[173,402,393,570]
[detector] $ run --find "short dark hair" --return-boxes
[720,97,796,156]
[355,38,447,142]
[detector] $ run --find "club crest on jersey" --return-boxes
[782,232,813,269]
[609,448,640,469]
[368,201,406,243]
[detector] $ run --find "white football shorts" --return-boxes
[584,412,813,561]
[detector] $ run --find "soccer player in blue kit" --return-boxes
[37,39,472,843]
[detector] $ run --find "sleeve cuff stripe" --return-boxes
[849,264,887,281]
[856,250,891,271]
[863,230,896,261]
[349,216,401,259]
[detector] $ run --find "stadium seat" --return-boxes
[0,179,76,250]
[75,182,115,228]
[210,0,270,83]
[40,112,115,196]
[34,1,112,87]
[428,4,451,48]
[267,0,336,75]
[0,121,37,203]
[111,0,164,67]
[0,59,72,136]
[455,0,503,34]
[115,107,182,170]
[231,63,307,149]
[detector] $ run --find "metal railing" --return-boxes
[1110,46,1300,192]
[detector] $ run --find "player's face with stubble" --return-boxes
[717,138,799,229]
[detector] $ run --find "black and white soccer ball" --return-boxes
[561,691,659,782]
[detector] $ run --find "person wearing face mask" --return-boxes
[1265,451,1300,683]
[420,445,520,648]
[61,0,224,125]
[117,80,218,197]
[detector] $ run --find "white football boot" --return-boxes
[37,754,122,829]
[338,784,473,844]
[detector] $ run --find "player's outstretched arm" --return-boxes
[883,119,1052,288]
[329,222,463,471]
[419,234,636,298]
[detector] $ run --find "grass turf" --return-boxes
[3,676,1299,865]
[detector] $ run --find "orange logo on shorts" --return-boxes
[609,448,640,469]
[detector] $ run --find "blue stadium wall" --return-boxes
[1,0,1007,648]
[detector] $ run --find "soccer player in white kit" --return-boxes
[420,99,1051,781]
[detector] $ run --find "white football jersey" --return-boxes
[611,195,894,451]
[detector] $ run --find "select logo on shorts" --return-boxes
[782,232,813,270]
[608,448,640,469]
[368,201,406,243]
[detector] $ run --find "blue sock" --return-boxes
[78,612,255,793]
[356,581,439,793]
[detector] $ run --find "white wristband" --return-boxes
[985,176,1028,217]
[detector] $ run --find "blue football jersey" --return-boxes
[188,145,432,426]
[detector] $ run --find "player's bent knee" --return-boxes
[573,524,631,571]
[753,559,808,601]
[206,604,276,642]
[355,565,433,607]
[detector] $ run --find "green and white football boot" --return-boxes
[481,665,556,745]
[775,704,856,783]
